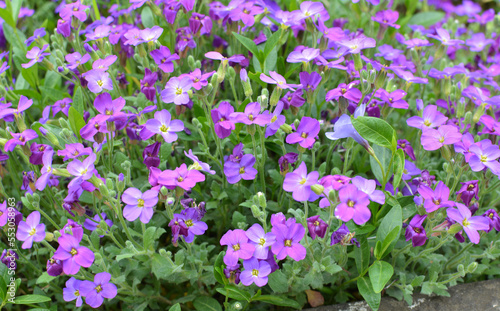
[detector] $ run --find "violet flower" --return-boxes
[465,33,494,52]
[65,52,91,70]
[93,92,127,123]
[35,150,54,191]
[331,224,359,247]
[468,144,500,175]
[306,215,328,240]
[185,149,215,175]
[80,272,117,308]
[371,10,400,29]
[220,229,256,266]
[143,142,161,169]
[421,125,462,151]
[63,277,83,307]
[405,214,427,247]
[447,203,489,244]
[177,208,208,243]
[122,188,159,224]
[240,258,271,287]
[16,211,46,249]
[299,71,322,92]
[58,143,93,161]
[232,102,272,126]
[158,163,205,191]
[67,153,96,182]
[482,209,500,232]
[287,48,320,63]
[245,223,276,259]
[325,104,370,150]
[286,116,320,149]
[418,181,455,213]
[211,101,236,139]
[351,176,385,204]
[22,45,50,68]
[161,76,192,105]
[151,46,180,73]
[52,98,72,117]
[224,154,258,184]
[84,69,113,93]
[406,105,448,129]
[326,82,362,102]
[4,129,38,152]
[25,27,46,45]
[338,36,376,54]
[398,139,416,161]
[260,71,295,91]
[374,89,408,109]
[60,0,89,22]
[457,181,479,207]
[144,109,184,143]
[271,223,306,261]
[427,28,464,46]
[283,162,319,202]
[336,184,371,225]
[53,234,95,275]
[0,95,33,119]
[141,68,158,101]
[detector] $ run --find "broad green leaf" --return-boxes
[169,303,181,311]
[11,294,51,304]
[36,273,55,285]
[352,116,396,152]
[392,149,405,190]
[369,261,394,293]
[267,270,288,293]
[252,295,301,309]
[72,86,84,115]
[151,253,182,280]
[68,107,85,141]
[357,277,381,311]
[0,8,15,28]
[193,296,222,311]
[376,204,402,255]
[377,226,401,259]
[141,6,155,28]
[39,86,68,102]
[408,11,445,27]
[263,29,282,60]
[354,236,370,274]
[232,32,259,59]
[369,145,393,185]
[143,226,157,250]
[216,285,251,302]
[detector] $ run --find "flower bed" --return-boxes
[1,0,500,310]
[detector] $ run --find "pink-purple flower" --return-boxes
[335,185,371,225]
[53,234,95,275]
[16,211,46,249]
[220,229,256,266]
[447,203,489,244]
[283,162,319,202]
[122,188,159,224]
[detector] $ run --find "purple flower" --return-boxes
[57,19,71,37]
[80,272,117,308]
[374,44,403,61]
[447,203,489,244]
[60,0,89,22]
[306,215,328,240]
[240,258,271,287]
[421,125,462,151]
[4,129,38,152]
[84,70,113,93]
[16,211,46,249]
[58,143,92,161]
[224,154,258,184]
[331,224,359,247]
[468,144,500,175]
[53,234,95,275]
[140,26,163,43]
[52,98,72,117]
[63,277,83,307]
[183,68,214,90]
[93,92,127,123]
[325,104,370,150]
[35,150,54,191]
[161,76,192,105]
[220,229,256,266]
[46,258,63,276]
[65,52,91,70]
[287,47,320,63]
[398,140,416,161]
[232,102,271,126]
[286,117,320,149]
[245,224,276,259]
[262,101,286,138]
[405,214,427,247]
[271,223,307,261]
[204,51,245,64]
[260,71,295,91]
[374,89,408,109]
[482,209,500,232]
[406,105,448,129]
[299,71,322,92]
[283,162,319,202]
[371,10,400,29]
[122,188,158,224]
[185,149,215,174]
[418,181,455,213]
[22,45,50,68]
[67,153,96,182]
[279,152,299,175]
[455,180,479,207]
[169,214,189,245]
[150,46,180,73]
[427,28,463,46]
[211,101,236,139]
[228,2,263,27]
[402,160,421,181]
[141,68,158,101]
[144,110,184,143]
[336,185,371,225]
[351,176,385,205]
[326,82,362,102]
[158,163,205,191]
[29,143,52,165]
[338,36,376,54]
[89,55,118,72]
[177,208,208,243]
[298,1,329,21]
[25,27,46,45]
[143,142,161,169]
[465,33,494,52]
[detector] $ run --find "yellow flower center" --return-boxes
[284,239,292,247]
[271,115,277,123]
[347,200,355,207]
[175,87,183,95]
[95,285,102,293]
[97,80,103,87]
[177,177,184,182]
[70,248,78,256]
[248,114,254,121]
[74,290,80,296]
[185,219,193,227]
[433,199,441,205]
[301,132,308,138]
[29,228,37,236]
[480,155,488,162]
[462,218,470,227]
[232,243,240,251]
[252,269,259,276]
[299,178,307,185]
[314,221,320,226]
[258,238,266,246]
[439,137,445,143]
[160,125,169,132]
[137,199,144,207]
[239,167,245,174]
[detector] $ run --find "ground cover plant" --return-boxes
[1,0,500,310]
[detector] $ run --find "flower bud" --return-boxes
[328,190,336,202]
[353,53,363,71]
[195,60,201,68]
[440,145,452,162]
[311,184,325,195]
[280,123,292,134]
[464,111,473,125]
[257,192,267,209]
[457,264,465,277]
[99,183,110,197]
[203,83,213,96]
[45,232,54,242]
[456,98,465,118]
[160,186,169,196]
[250,204,262,219]
[227,66,236,82]
[54,230,62,239]
[472,104,486,124]
[448,223,462,235]
[192,117,202,129]
[187,55,195,69]
[467,262,477,273]
[210,73,219,85]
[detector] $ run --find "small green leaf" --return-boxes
[263,29,282,60]
[354,236,370,274]
[357,277,381,311]
[392,148,405,190]
[141,6,155,28]
[11,294,51,304]
[369,261,394,293]
[36,273,55,285]
[252,295,301,309]
[193,296,222,311]
[408,11,445,27]
[169,303,181,311]
[267,270,288,293]
[377,226,401,259]
[352,116,396,152]
[0,8,16,28]
[232,32,259,58]
[376,204,402,255]
[216,285,251,302]
[143,226,157,250]
[72,86,84,115]
[68,106,86,141]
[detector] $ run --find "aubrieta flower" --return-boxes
[398,139,416,161]
[22,44,50,68]
[150,46,180,73]
[178,208,208,243]
[457,181,479,207]
[67,153,96,182]
[351,176,385,205]
[185,149,216,174]
[35,150,54,191]
[406,105,448,129]
[65,52,91,70]
[93,92,127,123]
[299,71,322,92]
[326,82,362,102]
[0,202,8,227]
[52,98,72,117]
[287,47,320,63]
[4,129,38,152]
[122,188,158,224]
[374,89,408,109]
[306,215,328,240]
[286,117,320,149]
[63,277,83,307]
[283,162,319,202]
[336,184,371,225]
[418,181,455,213]
[245,223,276,259]
[421,125,462,151]
[447,203,489,244]
[141,68,158,101]
[158,163,205,191]
[279,152,299,175]
[85,69,113,93]
[402,160,422,181]
[260,71,295,91]
[60,0,89,21]
[184,68,214,90]
[465,33,494,52]
[142,142,161,169]
[224,154,258,184]
[205,51,245,65]
[58,143,93,161]
[161,76,192,105]
[468,144,500,175]
[83,213,113,237]
[338,36,376,54]
[16,211,46,249]
[427,28,463,46]
[211,101,236,139]
[47,258,63,276]
[232,102,272,126]
[30,142,51,165]
[371,10,400,29]
[330,224,359,247]
[325,104,370,150]
[25,27,46,45]
[80,272,117,308]
[482,209,500,232]
[263,101,286,138]
[220,229,256,266]
[53,234,95,275]
[240,257,271,287]
[145,109,184,143]
[405,214,427,247]
[226,143,244,163]
[271,222,306,261]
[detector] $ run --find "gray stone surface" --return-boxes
[304,278,500,311]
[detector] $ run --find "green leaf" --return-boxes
[267,270,288,293]
[369,145,393,188]
[377,226,401,259]
[193,296,222,311]
[392,148,405,190]
[351,116,396,151]
[68,107,86,141]
[72,86,84,115]
[0,8,15,28]
[11,294,51,304]
[169,303,181,311]
[263,29,282,60]
[90,230,100,250]
[325,263,342,275]
[248,71,267,88]
[252,295,301,309]
[408,11,445,27]
[36,273,55,285]
[143,226,157,250]
[357,277,381,311]
[369,261,394,293]
[354,236,370,274]
[376,204,402,256]
[39,86,68,102]
[151,253,182,280]
[216,285,251,302]
[232,32,259,59]
[141,6,155,28]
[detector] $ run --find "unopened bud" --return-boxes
[311,184,325,195]
[472,104,486,124]
[45,232,54,242]
[187,55,195,69]
[448,223,462,235]
[280,123,292,134]
[464,111,473,125]
[257,192,267,208]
